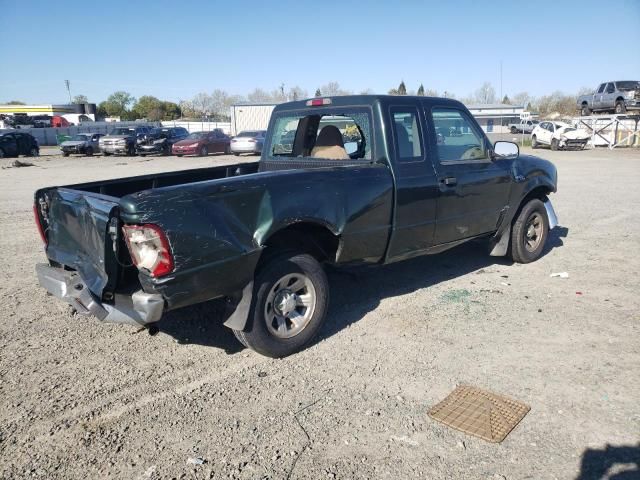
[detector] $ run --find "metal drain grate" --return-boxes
[428,385,530,443]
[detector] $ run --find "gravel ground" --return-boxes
[0,148,639,479]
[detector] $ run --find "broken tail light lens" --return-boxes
[33,204,47,245]
[122,224,174,277]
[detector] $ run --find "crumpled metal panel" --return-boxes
[45,188,117,297]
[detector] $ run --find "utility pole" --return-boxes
[65,80,72,103]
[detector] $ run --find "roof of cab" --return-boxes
[273,94,466,112]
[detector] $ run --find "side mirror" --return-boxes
[493,141,519,160]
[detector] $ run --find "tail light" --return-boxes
[122,224,174,277]
[33,204,47,245]
[247,138,256,143]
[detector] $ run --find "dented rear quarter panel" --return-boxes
[119,163,393,310]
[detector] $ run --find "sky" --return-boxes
[0,0,639,105]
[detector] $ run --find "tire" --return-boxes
[127,144,135,156]
[531,135,538,149]
[224,144,230,155]
[62,152,69,157]
[233,252,329,358]
[29,147,39,157]
[0,148,4,158]
[199,145,208,157]
[550,138,559,151]
[581,105,591,116]
[233,152,240,156]
[103,152,111,156]
[86,147,93,156]
[615,101,626,114]
[510,198,549,264]
[510,126,518,134]
[176,154,183,157]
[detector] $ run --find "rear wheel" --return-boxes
[199,145,208,157]
[176,154,183,157]
[615,101,626,114]
[103,152,111,156]
[510,126,518,134]
[85,147,94,156]
[224,144,230,154]
[62,152,70,157]
[29,147,39,157]
[510,198,549,264]
[233,152,240,156]
[233,252,329,358]
[550,138,559,151]
[531,135,538,149]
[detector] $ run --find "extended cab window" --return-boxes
[391,108,423,162]
[431,108,487,162]
[267,108,372,161]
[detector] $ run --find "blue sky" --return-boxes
[1,0,638,104]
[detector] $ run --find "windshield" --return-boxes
[109,127,136,135]
[70,134,90,141]
[187,132,206,140]
[237,131,260,137]
[616,81,640,91]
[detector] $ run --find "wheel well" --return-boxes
[513,186,551,225]
[616,97,624,102]
[261,223,340,265]
[581,101,588,106]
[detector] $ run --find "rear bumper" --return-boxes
[36,263,164,326]
[230,143,261,153]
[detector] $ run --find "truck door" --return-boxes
[604,82,616,112]
[594,83,607,110]
[385,105,439,261]
[428,106,511,245]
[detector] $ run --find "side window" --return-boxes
[597,84,606,94]
[390,107,423,162]
[431,108,487,162]
[606,83,615,94]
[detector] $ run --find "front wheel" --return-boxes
[551,138,559,151]
[510,126,517,134]
[615,101,626,114]
[199,145,208,157]
[581,105,591,116]
[233,252,329,358]
[103,152,111,156]
[531,135,538,149]
[85,147,94,156]
[29,147,39,157]
[510,198,549,264]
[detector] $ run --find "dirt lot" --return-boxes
[1,147,639,479]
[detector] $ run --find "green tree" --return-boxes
[417,84,425,96]
[100,91,135,118]
[398,81,407,95]
[72,95,88,104]
[502,95,511,104]
[161,101,181,120]
[315,88,322,97]
[5,100,26,105]
[132,95,163,120]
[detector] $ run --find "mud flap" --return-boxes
[223,281,254,331]
[489,226,511,257]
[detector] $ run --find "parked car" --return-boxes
[136,127,189,156]
[34,95,558,358]
[577,81,640,115]
[60,133,103,156]
[0,131,39,158]
[172,129,231,157]
[508,119,539,134]
[531,121,589,150]
[230,130,266,155]
[99,126,154,156]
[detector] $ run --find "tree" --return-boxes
[132,95,163,120]
[191,92,213,115]
[211,89,244,120]
[5,100,25,105]
[398,81,407,96]
[511,92,531,108]
[474,82,496,104]
[72,95,88,104]
[502,95,511,105]
[417,84,425,96]
[425,88,439,97]
[319,81,351,96]
[99,91,135,118]
[315,88,322,97]
[247,88,273,103]
[161,101,181,120]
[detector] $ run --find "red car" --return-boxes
[171,129,231,157]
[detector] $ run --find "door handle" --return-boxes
[440,176,457,186]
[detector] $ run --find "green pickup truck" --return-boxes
[34,95,558,357]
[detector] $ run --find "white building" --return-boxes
[230,101,530,136]
[230,103,276,136]
[465,104,527,133]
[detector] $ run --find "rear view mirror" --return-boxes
[493,141,519,160]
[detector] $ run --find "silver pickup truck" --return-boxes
[577,81,640,115]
